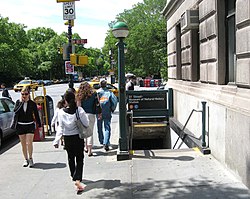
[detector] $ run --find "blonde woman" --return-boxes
[76,81,101,156]
[12,87,42,167]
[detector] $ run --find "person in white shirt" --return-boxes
[53,91,89,194]
[51,99,66,146]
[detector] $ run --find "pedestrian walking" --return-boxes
[1,83,12,99]
[53,91,89,194]
[96,80,117,151]
[51,99,66,146]
[76,81,102,157]
[12,87,42,167]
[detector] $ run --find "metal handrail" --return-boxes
[173,101,207,149]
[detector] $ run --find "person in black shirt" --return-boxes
[12,87,42,167]
[1,83,11,99]
[126,76,136,90]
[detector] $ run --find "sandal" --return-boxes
[75,183,86,194]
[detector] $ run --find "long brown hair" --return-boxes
[77,81,95,100]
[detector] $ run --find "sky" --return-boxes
[0,0,144,49]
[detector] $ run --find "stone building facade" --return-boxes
[163,0,250,188]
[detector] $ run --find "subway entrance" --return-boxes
[126,89,173,151]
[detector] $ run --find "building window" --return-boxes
[226,0,236,83]
[176,23,182,80]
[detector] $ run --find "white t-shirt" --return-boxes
[53,107,89,145]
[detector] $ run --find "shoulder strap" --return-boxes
[75,108,80,119]
[96,92,100,101]
[14,100,24,113]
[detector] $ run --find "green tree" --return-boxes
[0,16,31,85]
[103,0,168,80]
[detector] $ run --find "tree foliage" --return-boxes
[0,0,168,86]
[103,0,167,80]
[0,16,30,84]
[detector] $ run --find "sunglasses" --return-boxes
[21,93,29,96]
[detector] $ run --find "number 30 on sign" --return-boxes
[63,2,76,20]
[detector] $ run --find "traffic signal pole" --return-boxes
[68,20,74,89]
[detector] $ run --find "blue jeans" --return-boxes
[97,117,111,146]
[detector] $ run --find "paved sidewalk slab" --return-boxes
[0,110,250,198]
[0,138,250,199]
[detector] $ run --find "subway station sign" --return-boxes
[126,91,167,111]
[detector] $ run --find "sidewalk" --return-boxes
[0,114,250,198]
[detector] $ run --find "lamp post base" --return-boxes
[117,150,130,161]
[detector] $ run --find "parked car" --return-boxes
[36,80,44,86]
[0,97,16,148]
[43,80,52,86]
[13,80,39,92]
[53,79,60,84]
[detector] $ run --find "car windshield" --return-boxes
[18,80,31,84]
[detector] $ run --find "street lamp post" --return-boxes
[112,22,130,161]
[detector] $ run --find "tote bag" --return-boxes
[75,109,92,139]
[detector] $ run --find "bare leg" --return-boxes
[86,135,93,156]
[26,133,34,159]
[87,145,92,156]
[19,134,28,160]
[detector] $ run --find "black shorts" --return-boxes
[16,123,35,135]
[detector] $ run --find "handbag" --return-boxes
[75,108,92,139]
[10,114,18,130]
[10,100,23,130]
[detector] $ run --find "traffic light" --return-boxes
[70,54,77,65]
[64,20,74,27]
[70,54,88,66]
[78,55,88,65]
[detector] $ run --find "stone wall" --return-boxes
[236,0,250,87]
[163,0,250,188]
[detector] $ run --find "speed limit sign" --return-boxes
[63,2,76,20]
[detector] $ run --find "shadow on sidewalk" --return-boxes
[82,179,121,193]
[132,150,194,161]
[82,178,250,198]
[32,162,67,170]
